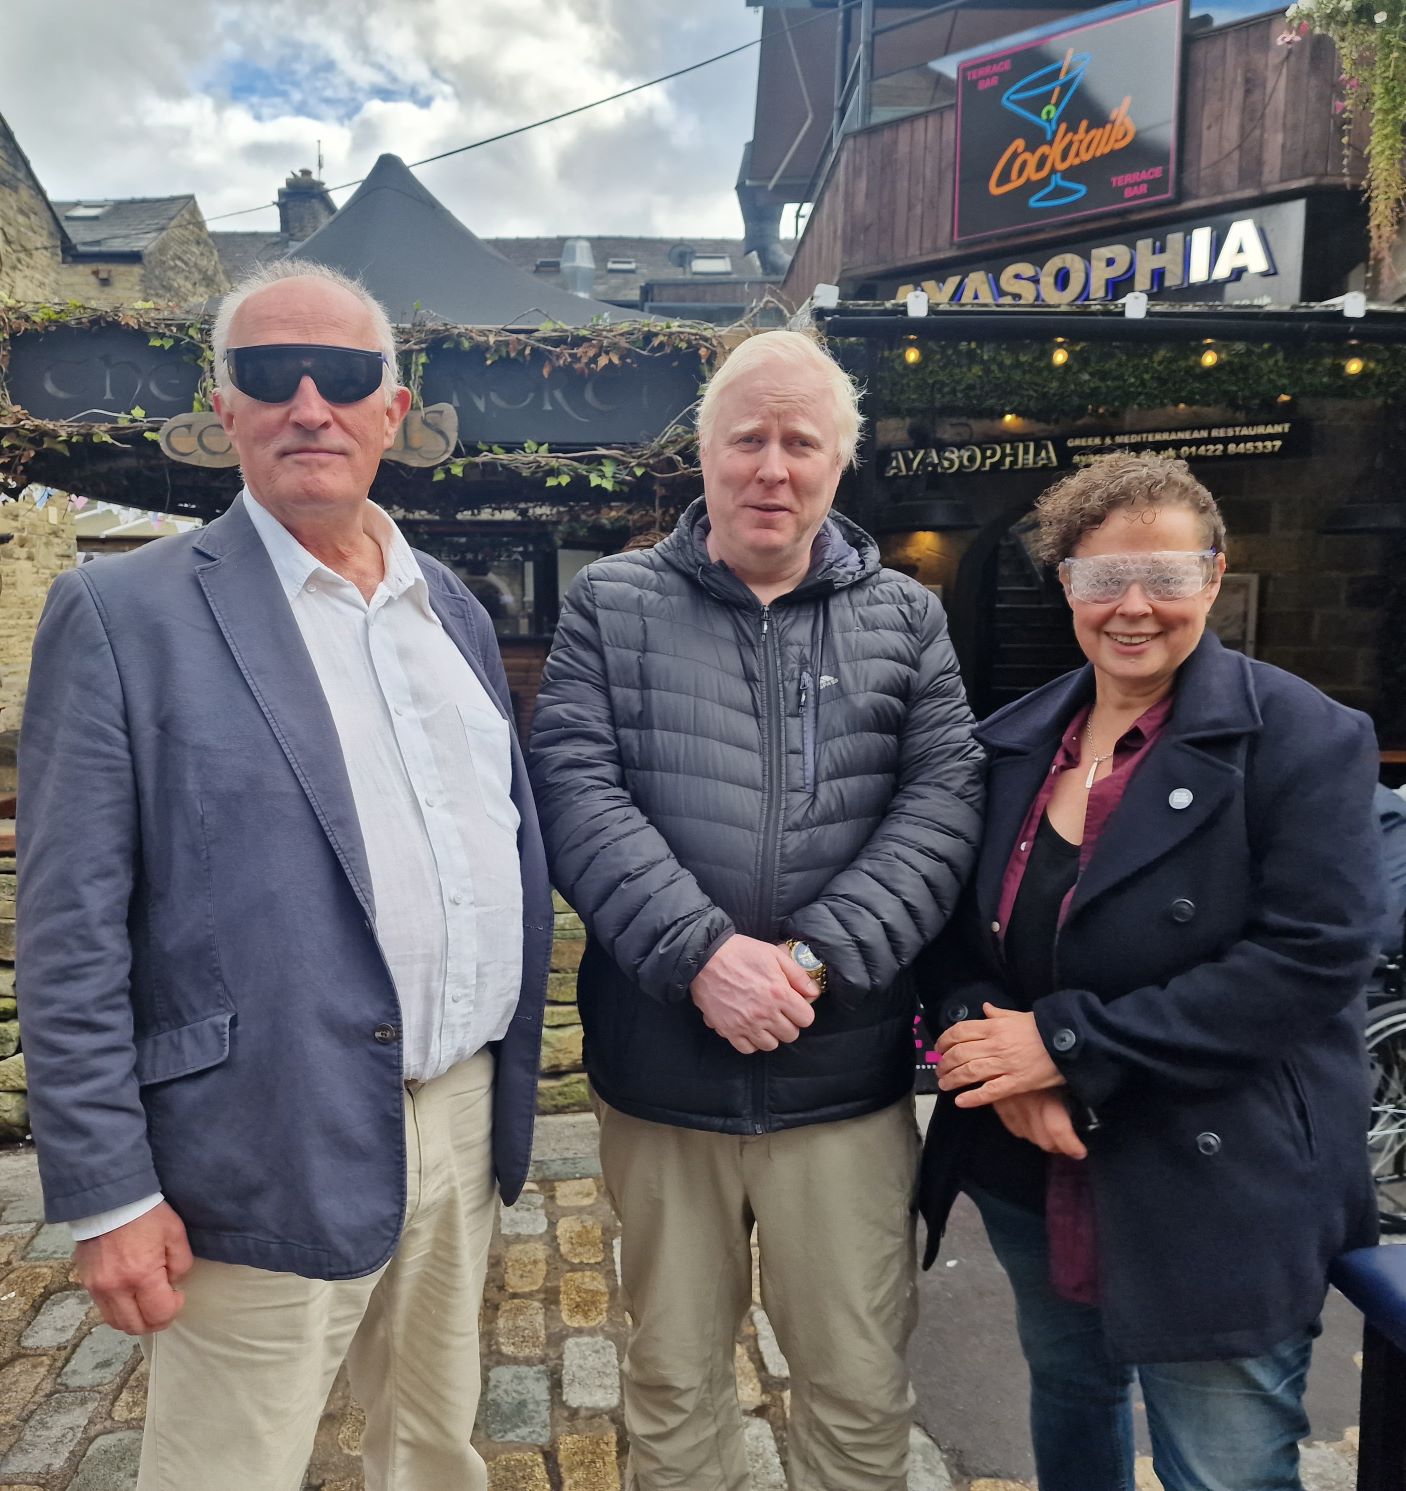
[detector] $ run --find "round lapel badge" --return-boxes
[1168,788,1194,810]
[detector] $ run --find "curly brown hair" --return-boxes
[1034,454,1227,564]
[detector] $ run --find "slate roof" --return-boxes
[212,230,294,281]
[485,237,776,305]
[52,196,194,255]
[287,154,629,326]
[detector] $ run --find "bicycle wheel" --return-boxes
[1366,999,1406,1234]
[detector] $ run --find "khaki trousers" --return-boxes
[595,1094,922,1491]
[137,1049,497,1491]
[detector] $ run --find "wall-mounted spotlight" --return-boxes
[1344,356,1366,377]
[1199,346,1220,369]
[902,340,923,367]
[1051,346,1070,368]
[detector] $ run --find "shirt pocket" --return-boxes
[458,704,521,835]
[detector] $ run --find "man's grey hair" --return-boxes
[211,260,400,405]
[696,329,864,469]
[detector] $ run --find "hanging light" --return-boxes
[902,336,923,367]
[1344,355,1366,377]
[1051,345,1070,368]
[1199,345,1220,369]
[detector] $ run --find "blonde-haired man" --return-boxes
[531,329,983,1490]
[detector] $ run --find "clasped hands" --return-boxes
[936,1002,1086,1160]
[690,934,820,1054]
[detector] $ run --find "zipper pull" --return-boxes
[799,670,811,716]
[761,605,770,636]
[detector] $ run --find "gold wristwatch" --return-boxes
[785,939,828,994]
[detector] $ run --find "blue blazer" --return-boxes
[919,633,1384,1361]
[17,497,551,1279]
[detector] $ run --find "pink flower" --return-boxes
[1334,97,1347,112]
[1277,28,1301,43]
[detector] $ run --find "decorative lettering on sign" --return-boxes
[882,424,1305,487]
[157,404,461,469]
[894,218,1276,308]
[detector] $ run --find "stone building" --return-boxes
[0,115,68,302]
[52,196,228,309]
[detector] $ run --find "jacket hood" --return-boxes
[655,496,879,605]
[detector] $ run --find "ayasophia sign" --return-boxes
[954,0,1182,243]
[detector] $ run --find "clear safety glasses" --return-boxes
[1058,550,1219,604]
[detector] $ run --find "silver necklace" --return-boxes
[1083,718,1115,789]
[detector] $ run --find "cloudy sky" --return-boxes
[6,0,764,240]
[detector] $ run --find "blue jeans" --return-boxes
[969,1185,1317,1491]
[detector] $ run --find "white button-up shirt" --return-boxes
[71,489,523,1240]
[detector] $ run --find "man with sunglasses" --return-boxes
[17,261,550,1491]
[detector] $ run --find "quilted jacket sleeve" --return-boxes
[529,571,735,1002]
[786,589,984,1004]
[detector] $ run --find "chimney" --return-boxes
[278,169,337,242]
[560,238,596,297]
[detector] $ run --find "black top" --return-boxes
[1005,812,1081,1005]
[962,812,1080,1210]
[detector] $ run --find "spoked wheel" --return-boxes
[1366,999,1406,1234]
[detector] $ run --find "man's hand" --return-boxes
[73,1202,193,1336]
[992,1092,1087,1159]
[936,1003,1063,1105]
[691,935,818,1054]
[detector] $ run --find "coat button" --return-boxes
[1196,1131,1222,1156]
[1169,788,1194,810]
[1170,898,1196,923]
[1051,1028,1077,1053]
[945,1003,970,1024]
[373,1023,399,1044]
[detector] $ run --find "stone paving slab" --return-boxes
[0,1132,1366,1491]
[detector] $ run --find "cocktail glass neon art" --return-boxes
[1001,50,1092,209]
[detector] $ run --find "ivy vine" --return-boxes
[866,336,1406,421]
[1282,0,1406,276]
[0,300,726,500]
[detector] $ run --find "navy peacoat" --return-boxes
[919,632,1384,1362]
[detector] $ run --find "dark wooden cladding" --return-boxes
[784,18,1365,301]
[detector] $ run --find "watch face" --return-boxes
[792,941,823,973]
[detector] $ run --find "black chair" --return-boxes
[1330,1246,1406,1488]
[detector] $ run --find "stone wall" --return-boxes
[0,495,76,1137]
[0,497,77,739]
[0,122,63,302]
[1211,400,1387,719]
[541,893,588,1113]
[56,202,228,311]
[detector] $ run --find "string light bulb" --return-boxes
[1199,346,1220,369]
[1344,355,1365,377]
[1001,412,1020,426]
[902,339,923,367]
[1051,346,1070,368]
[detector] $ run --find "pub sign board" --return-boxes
[954,0,1182,245]
[883,422,1308,480]
[4,327,704,451]
[420,345,704,447]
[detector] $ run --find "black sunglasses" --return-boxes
[225,344,389,405]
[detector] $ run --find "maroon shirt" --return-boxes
[997,693,1174,1303]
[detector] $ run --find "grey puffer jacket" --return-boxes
[529,500,984,1133]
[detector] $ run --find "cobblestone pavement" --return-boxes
[0,1122,1364,1491]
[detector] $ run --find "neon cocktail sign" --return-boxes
[992,50,1137,207]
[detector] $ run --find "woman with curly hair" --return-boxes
[919,453,1383,1491]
